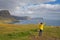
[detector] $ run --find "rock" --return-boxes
[0,10,16,23]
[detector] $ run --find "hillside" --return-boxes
[12,16,31,20]
[0,10,16,23]
[0,24,60,40]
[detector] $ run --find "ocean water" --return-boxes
[45,20,60,26]
[15,19,60,26]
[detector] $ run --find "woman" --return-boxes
[39,22,44,36]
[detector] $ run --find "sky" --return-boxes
[0,0,60,20]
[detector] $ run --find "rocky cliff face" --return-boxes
[0,10,15,21]
[12,16,31,20]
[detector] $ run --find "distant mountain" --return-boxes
[0,10,16,22]
[12,16,31,20]
[31,17,43,20]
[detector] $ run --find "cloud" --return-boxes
[0,0,60,20]
[0,0,56,9]
[0,0,18,9]
[0,0,56,12]
[14,4,60,20]
[28,4,60,10]
[30,0,56,4]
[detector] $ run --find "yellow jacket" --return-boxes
[39,23,44,30]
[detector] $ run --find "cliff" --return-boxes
[0,10,16,23]
[12,16,31,20]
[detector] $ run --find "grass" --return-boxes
[0,24,60,40]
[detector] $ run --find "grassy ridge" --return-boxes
[0,24,60,40]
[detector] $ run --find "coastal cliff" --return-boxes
[0,10,16,23]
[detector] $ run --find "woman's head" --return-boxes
[40,22,43,24]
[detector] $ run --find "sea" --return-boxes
[15,19,60,26]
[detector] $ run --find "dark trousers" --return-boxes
[39,29,43,36]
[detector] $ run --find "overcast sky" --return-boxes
[0,0,60,20]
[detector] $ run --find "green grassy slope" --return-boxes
[0,24,60,40]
